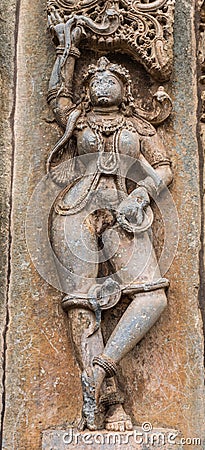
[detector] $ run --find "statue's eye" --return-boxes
[91,81,99,88]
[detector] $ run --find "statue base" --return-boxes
[42,427,183,449]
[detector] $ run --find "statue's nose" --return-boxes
[96,89,108,96]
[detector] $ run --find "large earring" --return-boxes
[82,86,91,114]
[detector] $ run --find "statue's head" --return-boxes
[83,57,134,112]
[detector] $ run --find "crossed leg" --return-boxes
[91,224,167,429]
[51,210,167,430]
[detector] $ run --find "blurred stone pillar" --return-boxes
[198,0,205,344]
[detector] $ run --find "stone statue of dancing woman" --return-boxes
[47,17,173,431]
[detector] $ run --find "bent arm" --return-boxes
[154,164,173,187]
[138,133,173,196]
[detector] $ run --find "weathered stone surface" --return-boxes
[1,1,81,449]
[198,0,205,343]
[1,0,204,449]
[0,0,17,446]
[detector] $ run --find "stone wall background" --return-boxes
[0,0,18,446]
[0,0,204,449]
[198,0,205,344]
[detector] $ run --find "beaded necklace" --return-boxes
[87,115,125,174]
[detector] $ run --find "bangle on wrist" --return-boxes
[47,88,58,103]
[47,87,73,103]
[58,87,73,98]
[56,45,81,59]
[56,45,64,56]
[69,46,81,58]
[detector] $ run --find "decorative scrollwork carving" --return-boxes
[47,0,175,81]
[49,0,99,12]
[124,0,168,13]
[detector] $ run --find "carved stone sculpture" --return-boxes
[47,0,175,80]
[46,0,174,432]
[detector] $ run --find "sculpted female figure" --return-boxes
[47,20,173,431]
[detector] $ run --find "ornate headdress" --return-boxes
[83,57,131,86]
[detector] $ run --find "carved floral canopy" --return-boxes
[47,0,175,80]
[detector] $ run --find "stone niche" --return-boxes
[0,0,204,449]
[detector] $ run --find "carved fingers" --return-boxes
[117,187,150,229]
[119,187,150,215]
[48,6,65,46]
[48,6,86,51]
[71,23,85,47]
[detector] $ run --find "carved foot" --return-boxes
[78,404,105,431]
[105,404,133,432]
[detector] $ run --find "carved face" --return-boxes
[89,71,123,107]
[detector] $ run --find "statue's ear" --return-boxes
[84,86,92,111]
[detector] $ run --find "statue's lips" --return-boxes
[96,95,109,103]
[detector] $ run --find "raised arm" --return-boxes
[117,130,173,232]
[47,7,82,128]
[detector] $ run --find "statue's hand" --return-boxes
[117,187,150,228]
[48,7,85,49]
[48,6,65,47]
[71,24,84,48]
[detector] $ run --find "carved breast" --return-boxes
[76,126,140,160]
[118,129,140,159]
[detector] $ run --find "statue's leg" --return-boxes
[50,210,100,295]
[67,307,106,430]
[102,289,167,362]
[51,210,107,429]
[93,289,166,431]
[67,305,127,430]
[97,226,167,365]
[92,225,167,429]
